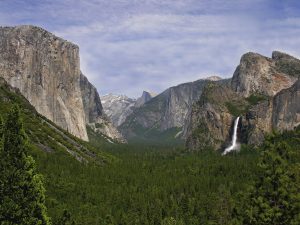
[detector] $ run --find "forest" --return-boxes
[0,105,299,225]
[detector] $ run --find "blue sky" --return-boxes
[1,0,300,97]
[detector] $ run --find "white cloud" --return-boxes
[1,0,300,97]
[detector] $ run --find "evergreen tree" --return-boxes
[161,217,184,225]
[56,209,75,225]
[243,136,300,225]
[0,106,51,224]
[0,116,3,148]
[0,116,3,137]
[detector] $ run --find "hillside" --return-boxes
[0,77,114,164]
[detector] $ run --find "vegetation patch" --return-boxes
[225,101,246,116]
[275,60,300,78]
[245,94,267,105]
[95,122,104,129]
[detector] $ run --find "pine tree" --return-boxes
[161,217,184,225]
[0,116,3,138]
[243,136,300,225]
[0,106,51,224]
[0,116,3,148]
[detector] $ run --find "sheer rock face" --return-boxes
[186,51,300,151]
[272,79,300,130]
[80,72,103,123]
[0,25,88,140]
[120,77,223,139]
[0,25,124,142]
[80,74,125,142]
[231,52,298,97]
[242,79,300,145]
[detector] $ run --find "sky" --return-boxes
[1,0,300,97]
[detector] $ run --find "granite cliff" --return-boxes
[186,51,300,151]
[0,25,122,142]
[241,78,300,145]
[80,73,124,142]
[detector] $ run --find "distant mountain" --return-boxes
[135,91,157,107]
[101,94,136,127]
[205,76,222,81]
[120,77,225,143]
[101,91,156,127]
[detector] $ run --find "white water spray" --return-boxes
[222,117,240,155]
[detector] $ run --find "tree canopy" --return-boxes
[0,106,51,224]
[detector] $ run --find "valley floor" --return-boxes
[32,143,260,225]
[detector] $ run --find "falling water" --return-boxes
[222,117,240,155]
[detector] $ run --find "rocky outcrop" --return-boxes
[80,74,125,142]
[101,94,136,127]
[121,77,224,140]
[135,91,156,108]
[101,91,156,128]
[186,51,300,151]
[231,52,298,97]
[0,25,123,143]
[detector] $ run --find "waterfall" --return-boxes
[222,117,240,155]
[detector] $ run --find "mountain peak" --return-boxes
[135,91,156,107]
[205,76,222,81]
[142,90,157,98]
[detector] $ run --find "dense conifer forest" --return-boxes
[1,103,299,224]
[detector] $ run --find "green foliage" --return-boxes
[0,106,51,224]
[0,79,114,165]
[161,217,184,225]
[226,94,267,117]
[56,209,75,225]
[234,130,300,225]
[127,125,184,146]
[225,102,245,117]
[0,116,3,138]
[1,79,300,224]
[32,142,259,224]
[245,94,267,105]
[95,123,104,129]
[0,116,3,147]
[275,60,300,78]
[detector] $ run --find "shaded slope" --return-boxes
[0,78,114,164]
